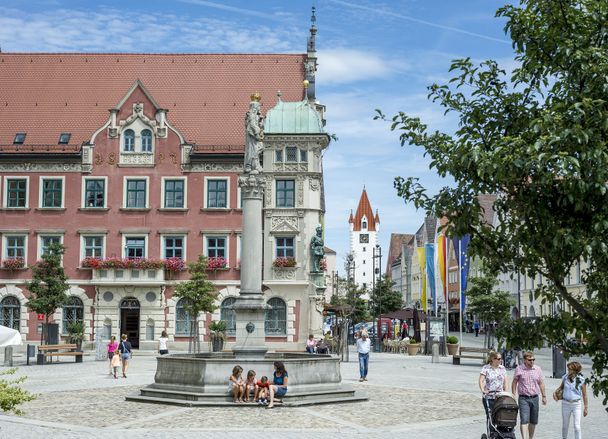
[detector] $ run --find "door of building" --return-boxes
[120,297,140,348]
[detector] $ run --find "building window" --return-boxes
[125,237,146,258]
[220,297,237,336]
[300,149,308,162]
[206,237,226,258]
[62,296,84,334]
[207,179,227,208]
[40,236,61,256]
[265,297,286,335]
[126,179,146,208]
[85,179,105,208]
[164,236,184,259]
[276,180,295,207]
[275,237,294,258]
[363,260,366,264]
[13,133,26,144]
[0,296,20,331]
[362,220,367,229]
[5,236,25,259]
[145,319,155,341]
[58,133,71,144]
[41,178,63,208]
[141,129,152,152]
[175,298,191,335]
[83,236,104,258]
[6,178,27,208]
[123,129,135,152]
[164,179,184,208]
[285,146,298,162]
[275,150,283,162]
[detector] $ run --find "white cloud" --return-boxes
[316,49,408,85]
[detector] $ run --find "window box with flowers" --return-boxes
[272,257,297,280]
[1,257,26,271]
[83,257,166,283]
[206,257,228,271]
[272,257,297,268]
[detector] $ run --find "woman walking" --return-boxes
[553,361,588,439]
[118,334,132,378]
[107,335,118,375]
[479,351,508,433]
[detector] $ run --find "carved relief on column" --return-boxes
[264,175,273,207]
[238,174,265,200]
[309,178,320,191]
[296,174,305,207]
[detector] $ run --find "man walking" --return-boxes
[511,351,547,439]
[357,329,371,382]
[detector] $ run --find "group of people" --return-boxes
[306,333,333,354]
[479,350,588,439]
[106,334,133,378]
[228,361,288,409]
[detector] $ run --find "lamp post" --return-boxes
[372,244,382,352]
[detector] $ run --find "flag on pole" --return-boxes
[452,235,471,311]
[417,247,427,312]
[425,243,436,314]
[437,234,447,302]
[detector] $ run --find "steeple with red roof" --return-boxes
[349,187,380,290]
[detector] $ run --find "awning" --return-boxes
[0,325,22,347]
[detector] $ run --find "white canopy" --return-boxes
[0,325,22,347]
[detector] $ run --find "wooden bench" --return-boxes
[38,344,83,364]
[453,346,491,365]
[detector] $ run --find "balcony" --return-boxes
[92,268,165,285]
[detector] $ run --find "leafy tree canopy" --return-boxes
[371,275,402,316]
[173,254,218,318]
[26,243,69,326]
[378,0,608,404]
[0,369,37,416]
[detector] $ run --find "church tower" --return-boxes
[348,188,380,290]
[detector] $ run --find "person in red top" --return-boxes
[512,351,547,439]
[255,375,270,404]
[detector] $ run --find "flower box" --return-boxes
[81,257,180,271]
[1,257,25,270]
[206,257,227,270]
[272,257,297,268]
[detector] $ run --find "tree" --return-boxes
[370,275,402,316]
[173,255,218,353]
[466,276,513,349]
[26,243,69,344]
[0,369,36,415]
[378,0,608,404]
[330,278,370,324]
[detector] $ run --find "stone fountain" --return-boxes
[127,95,366,407]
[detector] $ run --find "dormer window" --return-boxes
[141,129,152,152]
[362,220,367,229]
[13,133,26,144]
[123,129,135,152]
[275,146,308,164]
[58,133,71,144]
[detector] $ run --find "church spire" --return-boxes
[305,6,317,101]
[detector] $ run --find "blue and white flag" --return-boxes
[452,235,471,311]
[425,243,436,313]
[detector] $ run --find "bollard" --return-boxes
[431,338,440,363]
[3,346,13,367]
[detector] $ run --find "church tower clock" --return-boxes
[348,188,380,290]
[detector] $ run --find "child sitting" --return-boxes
[256,375,270,404]
[228,365,245,403]
[244,370,257,403]
[111,349,121,379]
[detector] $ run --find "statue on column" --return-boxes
[244,93,264,174]
[310,224,325,272]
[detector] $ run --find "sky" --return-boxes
[0,0,516,274]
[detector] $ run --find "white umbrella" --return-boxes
[0,325,22,347]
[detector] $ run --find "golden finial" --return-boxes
[303,79,309,89]
[250,92,261,102]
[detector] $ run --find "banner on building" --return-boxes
[425,243,436,313]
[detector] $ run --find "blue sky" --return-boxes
[0,0,515,273]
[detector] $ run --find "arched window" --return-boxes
[265,297,286,335]
[175,298,191,335]
[362,220,367,229]
[123,129,135,152]
[141,129,152,152]
[145,318,155,341]
[220,297,236,336]
[0,296,20,331]
[62,296,83,334]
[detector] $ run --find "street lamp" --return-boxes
[372,244,382,352]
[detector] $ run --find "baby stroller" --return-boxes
[481,391,518,439]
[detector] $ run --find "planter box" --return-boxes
[407,344,420,356]
[447,343,459,356]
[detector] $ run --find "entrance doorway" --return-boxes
[120,297,140,348]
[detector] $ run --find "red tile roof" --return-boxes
[350,189,379,231]
[0,53,307,151]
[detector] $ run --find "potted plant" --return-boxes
[209,320,227,352]
[406,337,420,356]
[66,321,85,350]
[446,335,459,356]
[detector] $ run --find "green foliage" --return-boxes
[466,276,513,326]
[0,369,37,415]
[447,335,459,344]
[26,243,69,342]
[379,0,608,404]
[209,320,227,333]
[173,254,218,319]
[370,275,402,316]
[66,321,85,343]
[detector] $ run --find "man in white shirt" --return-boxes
[356,330,371,382]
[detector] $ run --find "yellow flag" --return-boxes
[417,247,427,311]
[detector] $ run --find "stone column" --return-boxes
[232,173,268,358]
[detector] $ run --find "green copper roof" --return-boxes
[265,96,324,134]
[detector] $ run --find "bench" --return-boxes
[453,346,491,365]
[38,344,83,364]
